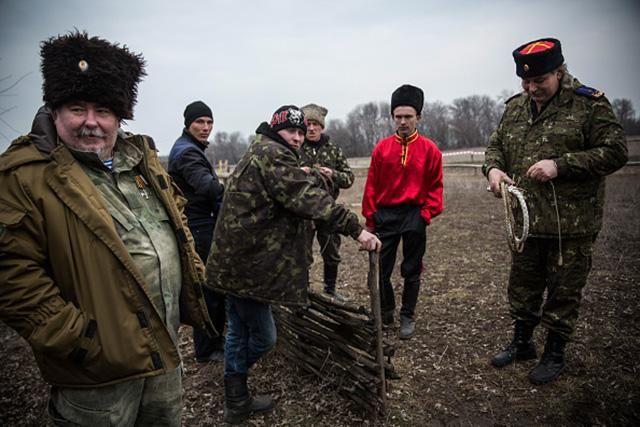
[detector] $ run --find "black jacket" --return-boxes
[168,130,224,225]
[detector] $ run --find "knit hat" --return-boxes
[184,101,213,127]
[40,31,146,120]
[269,105,306,133]
[301,104,328,128]
[513,38,564,78]
[391,84,424,115]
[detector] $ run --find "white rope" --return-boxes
[549,182,563,266]
[501,181,529,253]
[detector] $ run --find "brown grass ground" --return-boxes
[1,166,638,426]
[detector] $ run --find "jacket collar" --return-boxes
[255,122,299,156]
[181,129,209,150]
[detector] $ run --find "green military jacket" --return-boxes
[206,125,363,306]
[483,77,628,237]
[299,134,354,199]
[0,108,214,387]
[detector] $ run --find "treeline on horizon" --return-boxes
[205,95,640,165]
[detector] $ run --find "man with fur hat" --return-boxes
[299,103,355,301]
[362,84,444,340]
[206,105,380,424]
[0,31,214,425]
[169,101,226,363]
[483,37,627,384]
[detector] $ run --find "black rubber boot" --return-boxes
[323,263,338,294]
[323,264,347,301]
[491,321,537,368]
[223,374,274,424]
[528,330,567,385]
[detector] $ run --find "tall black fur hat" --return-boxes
[40,31,146,119]
[391,84,424,115]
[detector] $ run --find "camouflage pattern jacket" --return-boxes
[299,134,354,199]
[0,107,214,387]
[206,123,363,306]
[483,77,628,237]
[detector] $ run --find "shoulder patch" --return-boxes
[505,92,524,104]
[575,85,604,98]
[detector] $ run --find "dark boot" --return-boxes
[399,315,416,340]
[323,264,347,301]
[382,310,394,326]
[528,330,566,385]
[491,321,537,368]
[224,374,274,425]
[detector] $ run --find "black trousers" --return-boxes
[375,205,427,319]
[190,220,226,357]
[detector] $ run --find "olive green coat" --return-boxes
[0,109,214,387]
[483,78,628,237]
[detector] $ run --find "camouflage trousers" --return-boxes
[306,223,341,267]
[508,236,594,341]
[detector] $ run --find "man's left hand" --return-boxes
[318,167,333,178]
[526,159,558,182]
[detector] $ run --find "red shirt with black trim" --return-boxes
[362,130,444,230]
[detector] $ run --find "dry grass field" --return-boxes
[1,162,638,426]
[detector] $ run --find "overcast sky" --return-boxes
[1,0,639,155]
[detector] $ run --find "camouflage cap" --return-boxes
[302,104,328,128]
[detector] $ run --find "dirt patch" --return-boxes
[1,167,639,426]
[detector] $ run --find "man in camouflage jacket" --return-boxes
[299,103,355,300]
[206,105,380,424]
[483,38,628,385]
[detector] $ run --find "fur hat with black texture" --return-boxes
[40,31,146,120]
[391,84,424,116]
[512,38,564,78]
[301,104,328,128]
[269,105,307,133]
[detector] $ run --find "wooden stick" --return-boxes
[368,251,386,414]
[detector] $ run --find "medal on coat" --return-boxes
[135,175,149,199]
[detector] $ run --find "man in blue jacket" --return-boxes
[169,101,226,362]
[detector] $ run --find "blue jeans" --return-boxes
[224,296,277,378]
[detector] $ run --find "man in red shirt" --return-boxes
[362,84,444,339]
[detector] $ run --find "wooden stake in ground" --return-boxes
[368,250,386,414]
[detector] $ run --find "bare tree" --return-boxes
[419,101,450,150]
[612,98,639,135]
[345,101,393,155]
[449,95,502,148]
[0,69,32,142]
[206,131,249,165]
[325,119,360,157]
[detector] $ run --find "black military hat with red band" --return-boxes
[512,38,564,78]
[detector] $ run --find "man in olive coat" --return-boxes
[484,37,628,385]
[0,32,213,426]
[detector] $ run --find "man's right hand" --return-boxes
[487,168,514,198]
[357,229,381,252]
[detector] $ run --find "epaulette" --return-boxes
[505,92,524,104]
[575,85,604,98]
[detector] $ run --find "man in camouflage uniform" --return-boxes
[299,103,355,300]
[206,105,380,424]
[0,32,214,425]
[483,37,628,385]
